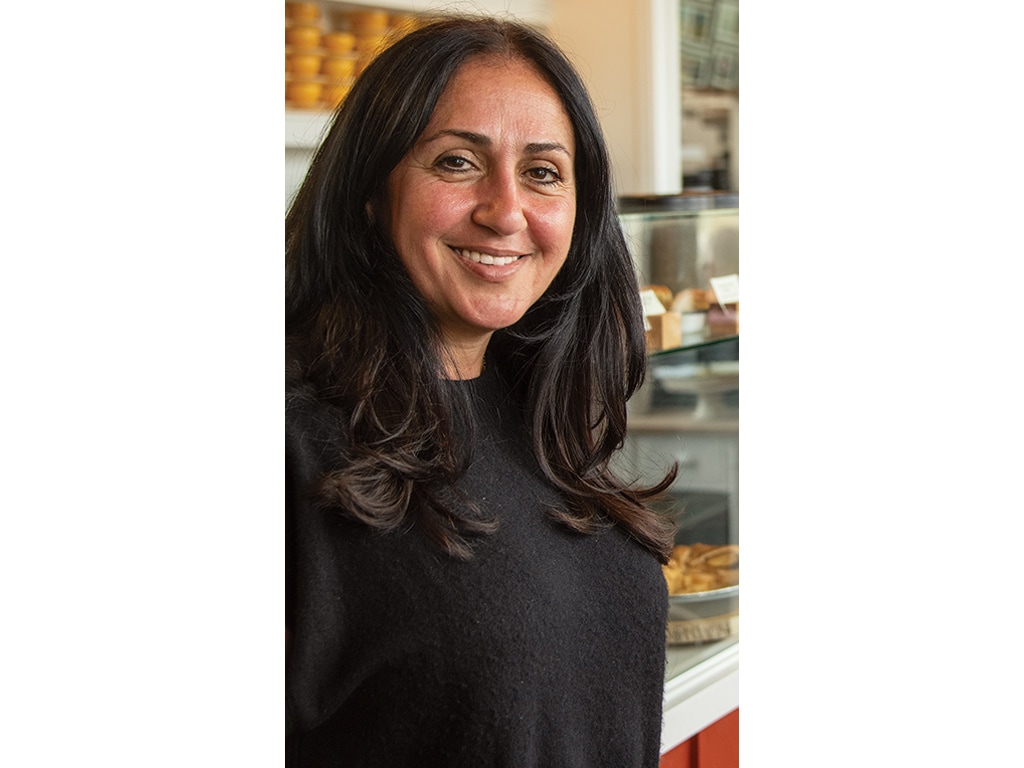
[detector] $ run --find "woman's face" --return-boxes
[386,55,577,359]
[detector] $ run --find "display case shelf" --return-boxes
[650,333,738,359]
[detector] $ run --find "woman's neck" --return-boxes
[441,336,491,380]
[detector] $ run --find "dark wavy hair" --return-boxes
[286,15,676,561]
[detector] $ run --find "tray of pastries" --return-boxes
[662,543,738,644]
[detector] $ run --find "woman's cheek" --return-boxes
[533,199,576,254]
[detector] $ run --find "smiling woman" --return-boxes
[285,15,678,768]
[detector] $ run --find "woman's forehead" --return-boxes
[418,56,574,151]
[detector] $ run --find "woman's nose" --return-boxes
[471,170,528,235]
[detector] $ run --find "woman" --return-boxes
[286,15,676,767]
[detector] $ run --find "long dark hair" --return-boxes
[286,16,676,561]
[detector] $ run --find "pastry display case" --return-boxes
[614,194,740,729]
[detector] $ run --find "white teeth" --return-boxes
[457,249,519,266]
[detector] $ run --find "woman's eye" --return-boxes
[437,155,473,172]
[526,166,561,184]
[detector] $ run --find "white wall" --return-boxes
[548,0,682,196]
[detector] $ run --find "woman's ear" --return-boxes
[365,201,376,223]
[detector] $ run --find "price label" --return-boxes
[639,288,666,317]
[709,274,740,306]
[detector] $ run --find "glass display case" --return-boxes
[614,195,740,726]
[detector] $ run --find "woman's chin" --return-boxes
[459,302,532,334]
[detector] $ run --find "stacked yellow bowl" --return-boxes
[321,30,356,108]
[347,9,390,77]
[285,4,423,111]
[285,2,323,108]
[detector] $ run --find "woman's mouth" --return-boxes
[452,247,524,267]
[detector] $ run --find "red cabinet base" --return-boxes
[660,708,738,768]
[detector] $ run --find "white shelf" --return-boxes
[285,109,333,150]
[321,0,550,26]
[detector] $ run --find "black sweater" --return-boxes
[285,365,667,767]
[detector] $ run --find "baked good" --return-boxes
[671,289,710,313]
[642,284,674,311]
[662,543,739,594]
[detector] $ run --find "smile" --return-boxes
[453,247,524,267]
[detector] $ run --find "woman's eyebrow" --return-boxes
[421,129,571,156]
[422,129,490,146]
[525,141,572,157]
